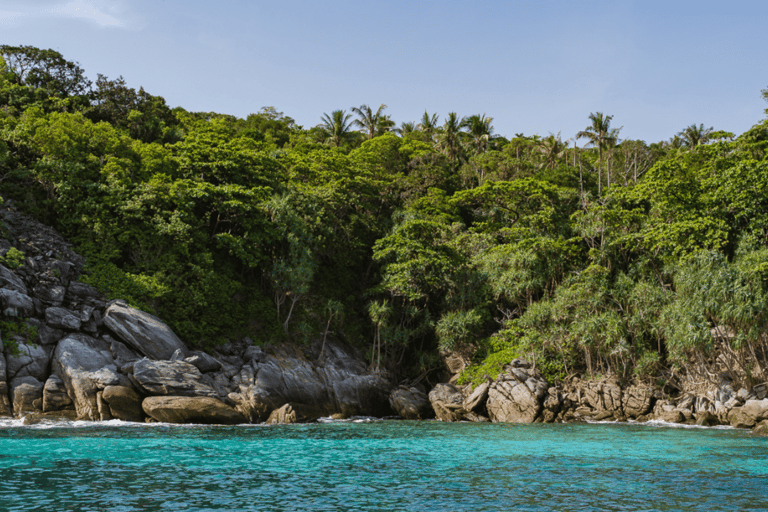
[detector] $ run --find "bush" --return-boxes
[2,247,25,269]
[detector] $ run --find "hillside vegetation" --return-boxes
[2,45,768,387]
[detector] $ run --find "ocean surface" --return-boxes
[0,418,766,511]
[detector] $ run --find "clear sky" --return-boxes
[2,0,767,144]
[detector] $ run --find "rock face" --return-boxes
[231,342,391,422]
[389,386,434,420]
[486,360,548,423]
[103,301,188,360]
[142,396,246,424]
[52,334,116,420]
[133,358,218,398]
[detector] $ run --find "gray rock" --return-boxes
[45,307,81,331]
[234,340,391,422]
[0,289,35,317]
[42,374,73,412]
[486,363,548,423]
[389,386,434,420]
[186,352,222,373]
[463,380,490,412]
[88,365,121,389]
[33,284,66,307]
[5,342,51,381]
[428,383,468,422]
[11,376,43,417]
[102,385,143,422]
[132,358,218,398]
[103,301,188,360]
[66,281,105,302]
[52,334,116,420]
[142,396,247,424]
[108,337,141,367]
[26,318,63,346]
[0,264,27,294]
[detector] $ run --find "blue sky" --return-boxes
[2,0,767,144]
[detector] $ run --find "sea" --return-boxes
[0,418,766,511]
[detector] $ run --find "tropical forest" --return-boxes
[2,44,768,390]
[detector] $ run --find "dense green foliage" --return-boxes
[2,45,768,385]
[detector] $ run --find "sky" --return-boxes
[1,0,767,144]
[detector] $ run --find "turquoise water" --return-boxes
[0,419,767,511]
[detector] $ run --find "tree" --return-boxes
[465,113,495,154]
[351,103,388,140]
[318,110,354,147]
[0,45,90,97]
[678,123,713,150]
[577,112,621,195]
[538,132,570,170]
[418,111,440,142]
[437,112,467,169]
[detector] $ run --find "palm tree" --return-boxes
[416,110,440,142]
[318,109,354,147]
[576,112,621,195]
[437,112,467,169]
[351,103,388,140]
[465,113,494,154]
[538,132,571,170]
[394,121,417,136]
[678,123,713,150]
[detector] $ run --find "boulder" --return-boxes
[52,333,116,420]
[428,383,468,422]
[541,388,562,423]
[266,403,324,424]
[389,386,434,420]
[5,341,51,381]
[102,385,143,422]
[0,264,27,294]
[695,410,720,427]
[26,318,63,346]
[727,407,755,428]
[45,307,81,331]
[463,380,490,412]
[185,352,222,373]
[132,358,218,398]
[103,300,188,360]
[11,376,43,417]
[33,284,66,307]
[234,341,391,422]
[741,399,768,424]
[0,289,35,317]
[42,374,73,412]
[142,396,246,424]
[486,360,548,424]
[622,385,654,418]
[66,281,105,303]
[753,420,768,437]
[0,352,10,416]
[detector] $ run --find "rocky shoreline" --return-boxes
[1,205,767,436]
